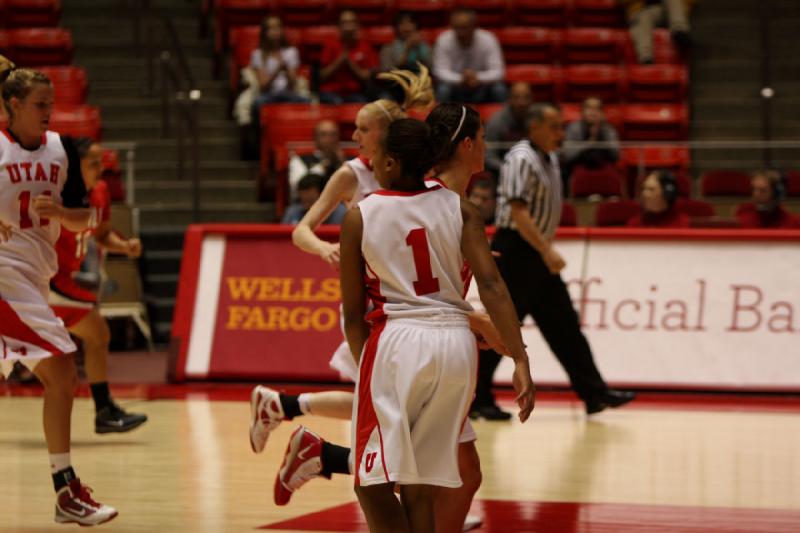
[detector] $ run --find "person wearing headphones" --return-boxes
[628,170,690,228]
[736,169,800,229]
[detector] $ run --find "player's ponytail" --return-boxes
[364,64,435,128]
[425,103,482,165]
[382,118,438,183]
[0,56,51,120]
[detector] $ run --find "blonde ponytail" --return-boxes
[362,63,435,127]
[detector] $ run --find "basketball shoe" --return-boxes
[54,479,118,526]
[274,426,328,506]
[250,385,285,453]
[95,402,148,434]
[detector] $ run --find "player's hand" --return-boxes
[469,311,509,354]
[543,247,566,274]
[320,241,341,270]
[512,358,535,422]
[125,238,142,258]
[33,194,63,221]
[0,217,12,242]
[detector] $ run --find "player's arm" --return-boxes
[33,197,94,232]
[95,222,141,258]
[340,207,369,363]
[291,163,357,268]
[460,198,534,422]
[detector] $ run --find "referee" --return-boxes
[492,103,635,415]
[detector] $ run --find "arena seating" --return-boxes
[4,28,73,66]
[37,66,88,106]
[595,199,639,226]
[0,0,61,28]
[570,165,624,198]
[701,170,752,197]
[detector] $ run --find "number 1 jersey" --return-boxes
[0,130,87,282]
[359,184,472,322]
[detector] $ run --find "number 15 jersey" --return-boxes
[0,130,87,283]
[359,184,472,323]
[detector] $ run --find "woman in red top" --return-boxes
[627,170,690,228]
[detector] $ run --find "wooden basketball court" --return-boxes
[1,387,799,532]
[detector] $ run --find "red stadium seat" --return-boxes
[298,25,339,64]
[393,0,453,28]
[570,164,623,198]
[335,0,391,26]
[455,0,509,27]
[621,146,689,195]
[335,102,363,140]
[363,26,395,50]
[622,104,688,141]
[595,199,639,226]
[276,0,332,26]
[37,66,88,106]
[785,170,800,196]
[510,0,568,27]
[560,201,577,226]
[49,105,102,140]
[497,27,561,64]
[676,198,716,217]
[0,30,9,56]
[563,65,625,103]
[418,27,448,46]
[8,28,73,66]
[626,64,688,103]
[622,28,684,64]
[214,0,273,56]
[229,25,261,91]
[0,0,61,28]
[260,104,339,210]
[701,170,751,197]
[475,103,504,123]
[570,0,624,27]
[562,28,623,64]
[504,64,563,102]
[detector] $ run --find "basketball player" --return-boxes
[260,102,497,533]
[0,57,117,525]
[49,137,147,433]
[340,118,534,532]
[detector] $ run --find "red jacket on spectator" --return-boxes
[735,203,800,229]
[320,39,378,96]
[627,207,690,228]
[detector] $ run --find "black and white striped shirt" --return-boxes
[495,140,562,241]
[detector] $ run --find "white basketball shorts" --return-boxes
[352,315,477,488]
[0,266,76,378]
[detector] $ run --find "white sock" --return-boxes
[298,393,312,415]
[50,452,71,474]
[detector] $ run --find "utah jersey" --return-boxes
[359,184,472,321]
[0,131,87,282]
[345,156,379,207]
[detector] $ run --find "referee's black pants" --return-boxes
[484,228,608,403]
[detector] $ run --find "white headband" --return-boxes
[375,101,393,121]
[450,105,467,142]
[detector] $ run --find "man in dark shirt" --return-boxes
[485,82,532,178]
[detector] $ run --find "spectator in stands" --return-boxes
[249,15,308,127]
[563,97,620,177]
[380,12,432,73]
[468,177,497,226]
[736,169,800,228]
[485,82,532,177]
[288,120,344,201]
[433,8,507,104]
[319,10,379,104]
[282,174,347,225]
[628,170,690,227]
[621,0,692,64]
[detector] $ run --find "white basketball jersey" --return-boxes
[345,156,380,207]
[359,185,472,321]
[0,131,71,282]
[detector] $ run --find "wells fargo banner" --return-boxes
[172,225,800,391]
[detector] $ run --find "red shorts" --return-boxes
[49,272,97,328]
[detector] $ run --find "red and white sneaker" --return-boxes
[249,385,285,453]
[274,426,328,506]
[54,479,118,526]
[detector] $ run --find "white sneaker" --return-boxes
[273,426,326,506]
[54,479,118,526]
[463,514,482,531]
[249,385,285,453]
